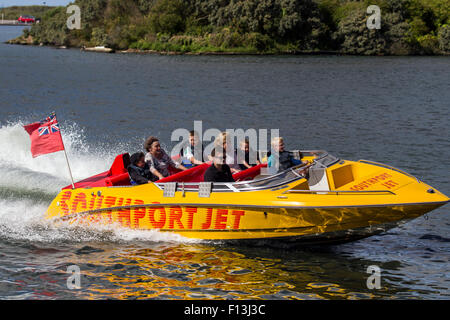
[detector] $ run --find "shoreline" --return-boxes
[4,37,449,57]
[3,37,343,56]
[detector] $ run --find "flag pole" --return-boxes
[53,111,75,189]
[63,147,75,189]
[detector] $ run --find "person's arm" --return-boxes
[150,167,165,180]
[183,146,203,165]
[146,156,165,180]
[174,162,188,171]
[165,152,187,171]
[230,167,241,174]
[241,160,252,169]
[189,156,204,165]
[267,154,273,167]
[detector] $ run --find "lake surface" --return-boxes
[0,26,449,300]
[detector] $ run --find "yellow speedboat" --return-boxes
[45,151,449,244]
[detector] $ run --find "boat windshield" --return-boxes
[155,150,339,194]
[213,167,303,192]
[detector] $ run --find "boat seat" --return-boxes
[105,172,132,187]
[105,153,132,186]
[62,153,267,189]
[159,163,212,183]
[62,153,132,189]
[233,164,267,181]
[108,153,130,176]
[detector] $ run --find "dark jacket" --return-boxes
[128,164,153,185]
[268,150,303,172]
[204,164,235,183]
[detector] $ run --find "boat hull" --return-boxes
[47,197,446,241]
[44,155,449,243]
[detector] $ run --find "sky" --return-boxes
[1,0,70,7]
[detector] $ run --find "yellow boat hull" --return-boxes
[45,157,449,243]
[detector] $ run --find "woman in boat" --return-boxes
[144,136,188,180]
[204,148,235,183]
[128,152,154,184]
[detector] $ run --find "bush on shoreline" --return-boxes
[13,0,450,55]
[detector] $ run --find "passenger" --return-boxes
[203,149,235,183]
[213,132,241,174]
[180,130,205,166]
[128,152,154,185]
[144,136,187,180]
[238,138,261,170]
[268,137,306,173]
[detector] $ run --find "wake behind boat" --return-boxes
[44,150,449,244]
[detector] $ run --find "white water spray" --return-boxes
[0,121,196,244]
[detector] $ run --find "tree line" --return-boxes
[19,0,450,55]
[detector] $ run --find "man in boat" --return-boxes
[180,130,205,166]
[268,137,308,174]
[213,132,241,174]
[203,148,235,183]
[144,136,188,180]
[128,152,154,184]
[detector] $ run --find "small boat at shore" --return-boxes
[82,46,115,53]
[44,150,449,244]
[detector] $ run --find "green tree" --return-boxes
[438,24,450,52]
[148,0,187,35]
[335,9,387,55]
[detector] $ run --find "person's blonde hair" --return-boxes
[271,136,284,147]
[214,132,229,147]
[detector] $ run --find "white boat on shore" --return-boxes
[83,46,115,53]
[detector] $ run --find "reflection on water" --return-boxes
[4,241,430,300]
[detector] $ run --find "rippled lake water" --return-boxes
[0,26,449,299]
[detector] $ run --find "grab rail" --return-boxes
[155,150,334,195]
[282,189,396,195]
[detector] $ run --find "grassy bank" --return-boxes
[9,0,450,55]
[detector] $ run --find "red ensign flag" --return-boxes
[23,113,65,158]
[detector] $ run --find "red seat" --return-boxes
[233,163,267,181]
[105,172,132,187]
[159,163,267,184]
[62,153,131,189]
[158,162,212,183]
[62,153,267,190]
